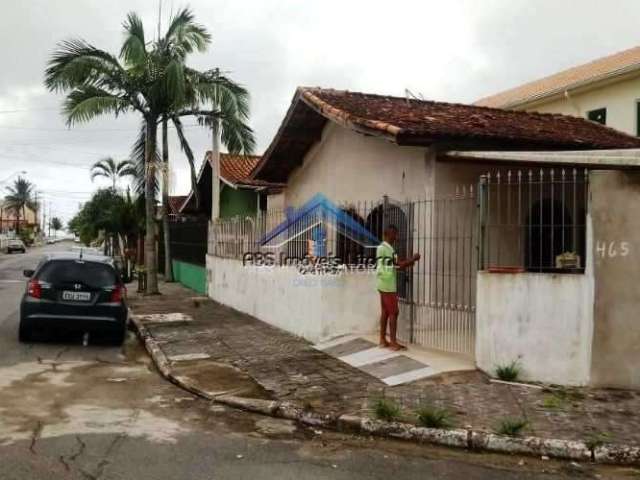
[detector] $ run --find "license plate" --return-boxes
[62,291,91,302]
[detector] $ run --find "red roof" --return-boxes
[254,87,640,182]
[206,152,282,187]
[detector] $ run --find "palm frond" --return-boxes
[120,12,147,67]
[171,116,199,206]
[45,39,127,93]
[163,7,211,57]
[130,120,160,196]
[63,87,130,125]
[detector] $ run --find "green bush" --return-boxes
[496,417,528,436]
[372,398,401,422]
[495,360,521,382]
[416,405,454,429]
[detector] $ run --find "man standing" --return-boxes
[376,225,420,350]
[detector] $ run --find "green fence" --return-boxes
[172,260,207,294]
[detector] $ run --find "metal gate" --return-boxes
[398,187,478,357]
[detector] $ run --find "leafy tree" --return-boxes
[50,217,63,236]
[45,7,254,293]
[4,177,35,235]
[90,157,136,189]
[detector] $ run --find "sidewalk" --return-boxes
[128,282,640,448]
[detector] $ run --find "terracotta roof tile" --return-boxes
[254,87,640,182]
[475,45,640,108]
[304,88,640,148]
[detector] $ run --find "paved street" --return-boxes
[0,243,630,479]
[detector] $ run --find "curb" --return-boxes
[130,315,640,466]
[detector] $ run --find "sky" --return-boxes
[2,0,640,225]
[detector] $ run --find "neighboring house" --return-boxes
[0,200,38,234]
[169,153,282,294]
[208,86,640,389]
[476,45,640,136]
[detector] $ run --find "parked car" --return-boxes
[19,252,127,344]
[7,239,26,254]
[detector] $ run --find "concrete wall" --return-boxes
[172,260,207,295]
[522,76,640,136]
[476,268,594,386]
[284,123,435,207]
[590,171,640,388]
[207,255,379,342]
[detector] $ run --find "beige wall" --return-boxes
[521,76,640,136]
[284,123,435,207]
[0,201,37,224]
[590,170,640,388]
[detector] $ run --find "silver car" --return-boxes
[7,239,26,254]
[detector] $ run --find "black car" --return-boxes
[19,252,128,344]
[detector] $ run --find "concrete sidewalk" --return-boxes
[128,282,640,448]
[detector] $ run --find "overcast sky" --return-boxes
[2,0,640,224]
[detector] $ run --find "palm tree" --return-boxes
[90,157,137,189]
[45,8,253,293]
[4,177,35,235]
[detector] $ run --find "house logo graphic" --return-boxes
[259,193,379,257]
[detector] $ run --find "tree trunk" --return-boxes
[15,208,20,235]
[144,118,160,294]
[161,116,173,282]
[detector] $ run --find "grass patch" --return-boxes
[541,394,565,409]
[495,417,528,437]
[416,405,454,429]
[495,360,521,382]
[372,398,401,422]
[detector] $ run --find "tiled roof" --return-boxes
[254,87,640,182]
[168,195,187,214]
[204,152,283,187]
[475,45,640,108]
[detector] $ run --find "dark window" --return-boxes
[636,102,640,136]
[587,108,607,125]
[37,260,116,288]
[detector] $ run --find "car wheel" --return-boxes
[18,321,34,342]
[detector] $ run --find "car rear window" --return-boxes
[37,260,117,288]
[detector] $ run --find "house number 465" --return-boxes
[595,241,631,258]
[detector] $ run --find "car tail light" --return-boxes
[27,279,42,299]
[110,284,125,303]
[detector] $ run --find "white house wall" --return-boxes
[284,123,435,207]
[475,213,595,386]
[207,255,379,343]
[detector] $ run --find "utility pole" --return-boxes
[211,118,221,220]
[47,202,51,238]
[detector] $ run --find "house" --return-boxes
[476,45,640,136]
[0,200,38,235]
[207,86,640,389]
[169,153,282,294]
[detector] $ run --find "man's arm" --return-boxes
[396,253,421,270]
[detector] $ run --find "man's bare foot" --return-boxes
[388,342,407,351]
[379,338,390,348]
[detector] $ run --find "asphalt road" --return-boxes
[0,243,629,479]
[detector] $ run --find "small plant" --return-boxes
[416,405,454,429]
[585,432,612,450]
[496,417,528,436]
[372,398,401,421]
[541,394,565,409]
[495,360,521,382]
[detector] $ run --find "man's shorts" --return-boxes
[379,291,399,316]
